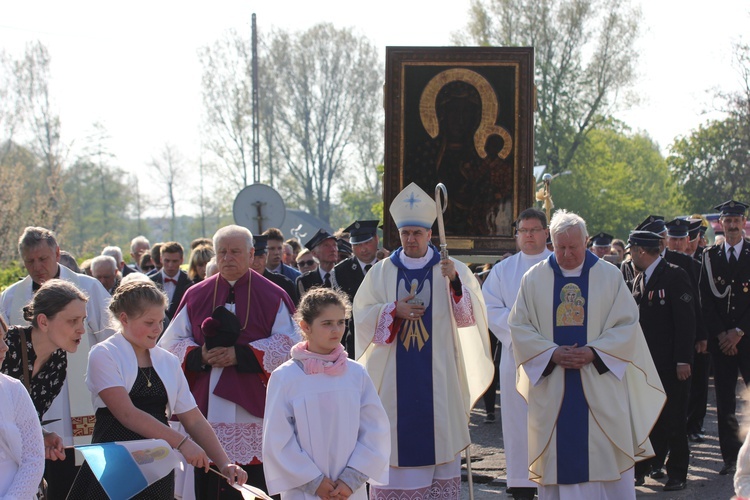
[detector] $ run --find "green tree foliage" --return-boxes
[0,140,58,261]
[63,158,133,255]
[667,43,750,214]
[552,126,677,238]
[668,119,749,214]
[0,262,25,292]
[331,164,386,229]
[456,0,642,175]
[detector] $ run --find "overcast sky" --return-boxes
[2,0,748,212]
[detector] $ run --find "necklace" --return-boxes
[140,367,153,388]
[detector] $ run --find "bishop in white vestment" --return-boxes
[354,183,494,500]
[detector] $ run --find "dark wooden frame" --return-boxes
[383,46,535,256]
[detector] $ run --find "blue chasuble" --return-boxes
[548,251,599,484]
[390,245,441,466]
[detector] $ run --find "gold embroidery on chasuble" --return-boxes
[556,283,585,326]
[400,318,430,351]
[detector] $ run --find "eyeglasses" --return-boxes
[142,265,155,271]
[297,260,315,267]
[517,228,545,235]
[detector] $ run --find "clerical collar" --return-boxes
[560,260,585,277]
[399,247,435,270]
[32,265,61,292]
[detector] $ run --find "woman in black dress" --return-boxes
[0,279,88,461]
[68,280,246,499]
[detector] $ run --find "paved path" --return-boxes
[460,378,741,499]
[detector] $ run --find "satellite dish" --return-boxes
[233,184,286,235]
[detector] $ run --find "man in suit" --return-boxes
[332,220,379,356]
[250,235,298,305]
[630,230,695,491]
[150,241,192,325]
[699,199,750,475]
[296,229,338,297]
[263,227,301,283]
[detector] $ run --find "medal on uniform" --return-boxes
[743,282,749,293]
[648,290,654,306]
[659,289,665,305]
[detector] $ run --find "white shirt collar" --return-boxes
[161,269,179,281]
[357,258,377,269]
[643,256,662,285]
[725,240,744,261]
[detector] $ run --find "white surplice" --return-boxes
[262,359,390,499]
[482,249,550,488]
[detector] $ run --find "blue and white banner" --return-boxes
[76,438,179,499]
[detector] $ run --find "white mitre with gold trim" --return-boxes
[389,182,437,229]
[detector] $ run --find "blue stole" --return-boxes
[389,245,441,466]
[548,251,599,484]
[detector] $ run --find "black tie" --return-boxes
[729,247,738,266]
[364,264,372,273]
[324,273,331,288]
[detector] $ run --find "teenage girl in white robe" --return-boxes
[263,288,390,499]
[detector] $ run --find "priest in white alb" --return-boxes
[354,182,494,500]
[482,208,551,500]
[509,210,665,499]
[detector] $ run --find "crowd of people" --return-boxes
[1,189,750,500]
